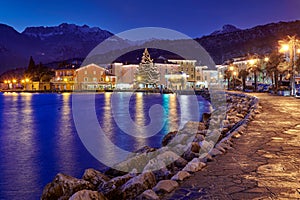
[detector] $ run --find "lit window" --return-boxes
[85,71,87,75]
[93,71,96,75]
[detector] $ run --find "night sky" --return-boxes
[1,0,300,38]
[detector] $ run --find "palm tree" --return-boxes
[238,68,249,91]
[266,51,283,94]
[224,69,232,90]
[247,61,261,92]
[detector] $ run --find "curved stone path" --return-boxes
[164,93,300,200]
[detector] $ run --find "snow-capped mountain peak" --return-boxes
[210,24,241,35]
[22,23,112,40]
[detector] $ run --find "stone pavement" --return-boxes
[164,93,300,200]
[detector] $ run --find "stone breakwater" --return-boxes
[41,92,259,200]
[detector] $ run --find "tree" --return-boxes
[266,51,283,94]
[25,56,36,79]
[28,56,36,72]
[224,69,232,90]
[247,55,263,92]
[238,68,249,91]
[135,48,159,88]
[25,57,54,82]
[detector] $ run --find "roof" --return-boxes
[75,63,106,71]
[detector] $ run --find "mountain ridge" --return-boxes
[1,20,300,74]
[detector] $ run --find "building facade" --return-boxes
[51,66,77,91]
[74,64,116,90]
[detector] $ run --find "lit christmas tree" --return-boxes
[135,48,160,88]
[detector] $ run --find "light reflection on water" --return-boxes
[0,92,211,200]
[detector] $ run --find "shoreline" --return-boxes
[41,91,258,200]
[164,93,300,199]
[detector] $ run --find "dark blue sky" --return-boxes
[1,0,300,37]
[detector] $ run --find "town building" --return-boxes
[74,64,116,90]
[51,65,78,91]
[110,63,138,89]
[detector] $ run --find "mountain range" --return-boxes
[1,20,300,74]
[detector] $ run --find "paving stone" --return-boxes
[162,93,300,200]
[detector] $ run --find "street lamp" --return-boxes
[278,36,300,96]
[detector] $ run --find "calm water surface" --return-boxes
[0,92,211,200]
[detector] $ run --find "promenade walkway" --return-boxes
[164,93,300,200]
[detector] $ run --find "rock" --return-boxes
[182,148,198,161]
[162,131,177,146]
[236,113,245,118]
[182,158,206,173]
[98,172,135,199]
[136,189,160,200]
[190,142,200,153]
[104,167,127,178]
[108,153,148,174]
[232,132,241,139]
[41,173,94,200]
[171,171,191,181]
[221,127,229,135]
[82,168,110,187]
[143,157,167,172]
[69,190,107,200]
[169,133,191,146]
[214,144,226,153]
[181,121,201,134]
[120,172,156,199]
[153,180,179,194]
[202,113,211,123]
[193,134,205,142]
[143,150,181,172]
[174,157,188,168]
[134,145,157,154]
[209,148,223,157]
[199,153,213,163]
[254,110,260,114]
[152,168,172,182]
[199,140,214,153]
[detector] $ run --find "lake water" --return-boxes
[0,92,211,200]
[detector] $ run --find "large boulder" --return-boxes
[153,180,179,194]
[182,158,206,173]
[69,190,107,200]
[41,173,94,200]
[120,172,156,199]
[82,168,110,188]
[171,171,191,181]
[136,189,160,200]
[161,131,177,146]
[98,172,135,199]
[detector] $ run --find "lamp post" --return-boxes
[279,36,300,96]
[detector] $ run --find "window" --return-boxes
[93,71,96,75]
[84,77,88,82]
[84,71,87,75]
[93,77,97,82]
[101,78,104,81]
